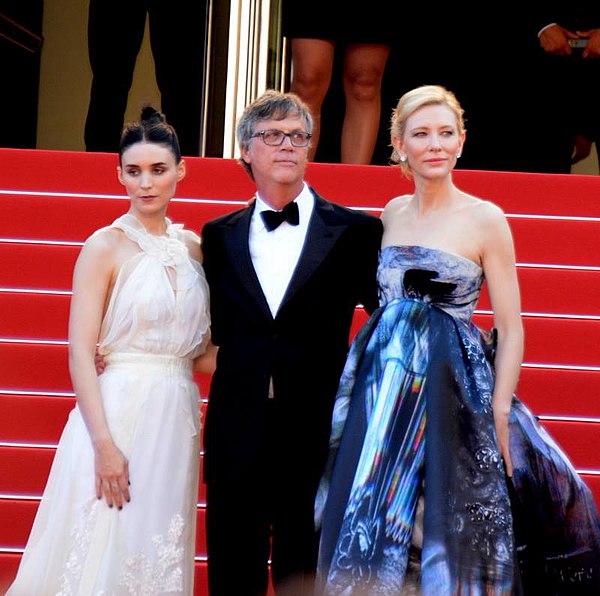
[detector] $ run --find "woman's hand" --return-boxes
[94,437,130,509]
[493,406,513,477]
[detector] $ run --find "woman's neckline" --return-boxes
[121,213,172,237]
[381,244,482,270]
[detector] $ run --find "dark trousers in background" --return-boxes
[533,50,600,174]
[84,0,208,156]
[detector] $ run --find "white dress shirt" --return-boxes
[249,183,314,317]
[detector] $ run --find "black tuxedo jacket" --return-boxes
[201,189,383,490]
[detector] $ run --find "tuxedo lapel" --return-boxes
[280,195,345,310]
[222,204,273,318]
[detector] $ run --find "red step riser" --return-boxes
[2,150,600,217]
[3,208,599,268]
[0,330,597,405]
[2,266,599,341]
[0,499,207,555]
[0,197,242,243]
[11,285,600,348]
[0,394,208,443]
[1,367,599,437]
[478,267,600,317]
[0,446,207,503]
[517,367,600,418]
[1,243,79,290]
[349,312,600,367]
[509,218,600,267]
[2,412,598,488]
[0,342,212,395]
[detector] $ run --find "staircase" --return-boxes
[1,148,599,594]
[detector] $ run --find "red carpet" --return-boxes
[1,149,598,594]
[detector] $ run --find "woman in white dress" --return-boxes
[7,107,215,595]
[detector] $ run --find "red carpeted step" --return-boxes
[351,312,599,367]
[2,270,599,340]
[2,413,598,492]
[7,267,597,346]
[0,342,71,393]
[0,498,207,555]
[2,339,596,417]
[1,149,598,592]
[0,292,70,339]
[1,242,79,291]
[0,343,212,398]
[539,420,600,471]
[0,392,208,445]
[0,446,55,494]
[3,149,600,218]
[0,149,255,201]
[3,199,599,269]
[584,475,600,509]
[473,314,599,367]
[478,267,600,317]
[0,193,242,243]
[518,368,600,418]
[450,169,600,218]
[509,217,600,267]
[0,393,73,443]
[4,371,597,447]
[0,445,206,503]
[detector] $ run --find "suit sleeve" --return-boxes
[358,216,383,315]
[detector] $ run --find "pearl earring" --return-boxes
[399,155,407,163]
[456,152,462,159]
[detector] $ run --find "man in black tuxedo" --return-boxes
[201,90,383,595]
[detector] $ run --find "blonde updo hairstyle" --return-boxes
[390,84,465,178]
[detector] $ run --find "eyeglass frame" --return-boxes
[250,129,313,147]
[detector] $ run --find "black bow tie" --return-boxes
[261,201,300,231]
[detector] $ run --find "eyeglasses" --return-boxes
[251,129,312,147]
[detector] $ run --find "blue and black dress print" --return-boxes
[315,245,600,595]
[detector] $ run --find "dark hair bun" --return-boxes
[119,104,181,163]
[140,105,165,124]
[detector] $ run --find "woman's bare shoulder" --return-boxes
[79,227,142,273]
[83,225,124,253]
[381,194,411,219]
[462,193,506,222]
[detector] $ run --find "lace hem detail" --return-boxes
[118,513,187,594]
[57,499,99,596]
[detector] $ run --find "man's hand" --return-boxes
[579,29,600,59]
[539,24,575,55]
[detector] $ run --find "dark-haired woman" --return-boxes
[6,107,214,595]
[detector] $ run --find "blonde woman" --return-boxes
[315,85,600,595]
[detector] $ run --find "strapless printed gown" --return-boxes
[7,214,211,595]
[315,245,600,595]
